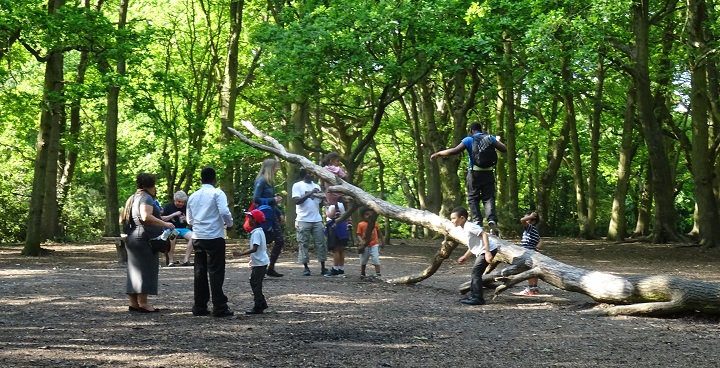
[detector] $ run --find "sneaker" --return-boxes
[321,268,331,276]
[167,262,177,267]
[212,309,235,318]
[487,221,499,236]
[302,269,311,276]
[519,287,540,296]
[325,268,343,277]
[266,269,284,277]
[374,272,382,277]
[460,297,486,305]
[181,261,193,267]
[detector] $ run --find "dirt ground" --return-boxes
[1,237,720,368]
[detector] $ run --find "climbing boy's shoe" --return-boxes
[487,221,499,236]
[519,287,540,295]
[302,269,311,276]
[460,297,486,305]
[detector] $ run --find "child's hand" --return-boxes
[457,255,467,264]
[232,251,241,257]
[485,252,494,263]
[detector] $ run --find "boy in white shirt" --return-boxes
[447,206,498,305]
[233,209,269,314]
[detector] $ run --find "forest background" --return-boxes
[1,0,719,256]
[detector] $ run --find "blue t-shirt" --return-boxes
[461,132,498,169]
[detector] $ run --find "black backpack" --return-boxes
[471,133,498,169]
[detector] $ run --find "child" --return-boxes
[519,210,542,295]
[233,209,269,314]
[356,208,383,278]
[447,206,498,305]
[325,202,351,277]
[321,152,348,206]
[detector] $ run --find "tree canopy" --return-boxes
[1,0,718,254]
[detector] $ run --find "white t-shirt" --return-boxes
[249,227,269,266]
[325,202,345,221]
[448,221,497,255]
[292,180,322,222]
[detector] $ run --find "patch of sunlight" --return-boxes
[278,293,391,304]
[0,269,53,277]
[1,296,65,306]
[0,345,232,366]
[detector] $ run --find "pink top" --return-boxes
[323,165,347,205]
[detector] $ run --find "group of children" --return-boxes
[232,152,384,314]
[232,151,541,314]
[447,207,542,306]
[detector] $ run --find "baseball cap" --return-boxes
[244,209,266,224]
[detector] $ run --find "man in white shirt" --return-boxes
[292,168,329,276]
[447,206,498,305]
[187,167,234,317]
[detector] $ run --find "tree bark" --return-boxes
[103,0,128,237]
[23,0,67,256]
[217,0,244,237]
[607,82,638,241]
[562,54,589,239]
[587,57,605,238]
[687,0,720,248]
[632,0,679,243]
[229,121,720,317]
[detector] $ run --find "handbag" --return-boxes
[149,238,170,254]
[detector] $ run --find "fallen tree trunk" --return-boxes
[229,122,720,317]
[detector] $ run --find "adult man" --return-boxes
[187,167,234,317]
[430,122,507,234]
[163,191,194,267]
[292,168,329,276]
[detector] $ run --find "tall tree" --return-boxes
[630,0,678,242]
[687,0,720,247]
[23,0,67,255]
[103,0,128,237]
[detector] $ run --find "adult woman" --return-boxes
[253,158,285,277]
[121,173,175,312]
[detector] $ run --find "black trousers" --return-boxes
[268,220,284,268]
[193,238,229,314]
[466,169,498,225]
[470,249,498,301]
[250,265,268,310]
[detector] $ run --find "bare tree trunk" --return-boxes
[687,0,720,247]
[23,0,66,256]
[632,0,679,243]
[607,82,638,241]
[536,102,569,225]
[217,0,244,237]
[587,57,605,238]
[502,34,519,231]
[633,165,653,237]
[103,0,128,237]
[562,54,589,238]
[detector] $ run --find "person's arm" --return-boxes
[233,243,259,257]
[521,211,538,227]
[493,136,508,153]
[293,187,320,205]
[215,191,234,228]
[139,203,175,230]
[430,141,466,160]
[376,224,384,246]
[457,248,473,263]
[482,231,494,263]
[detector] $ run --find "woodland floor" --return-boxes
[1,237,720,368]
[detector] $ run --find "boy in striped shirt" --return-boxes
[519,211,542,295]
